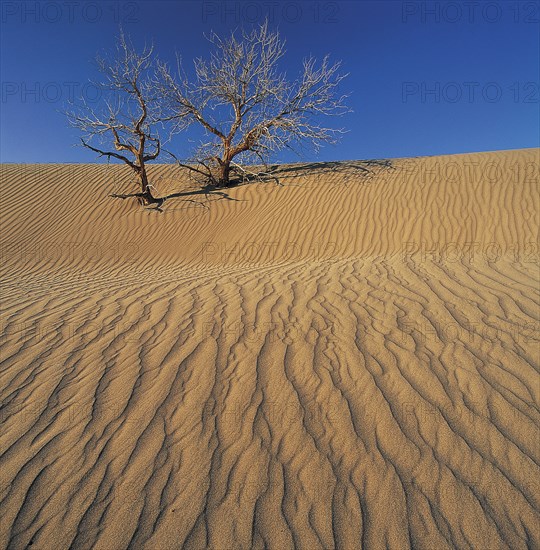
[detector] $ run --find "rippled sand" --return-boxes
[1,149,539,549]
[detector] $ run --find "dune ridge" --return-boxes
[1,149,539,549]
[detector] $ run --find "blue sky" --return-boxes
[1,0,539,163]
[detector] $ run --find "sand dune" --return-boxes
[0,149,539,549]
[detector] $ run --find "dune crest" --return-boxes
[1,149,539,549]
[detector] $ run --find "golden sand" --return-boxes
[1,149,539,549]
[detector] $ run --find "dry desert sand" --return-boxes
[1,148,539,549]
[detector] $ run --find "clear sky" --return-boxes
[1,0,539,163]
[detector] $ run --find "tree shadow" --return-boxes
[110,159,394,212]
[110,183,242,213]
[268,158,394,178]
[227,158,395,188]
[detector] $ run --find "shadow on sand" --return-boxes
[110,159,394,212]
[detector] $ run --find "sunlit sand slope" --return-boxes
[1,149,539,549]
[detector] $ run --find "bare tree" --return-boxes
[66,32,163,205]
[157,20,350,187]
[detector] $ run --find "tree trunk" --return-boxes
[138,165,157,204]
[217,160,231,187]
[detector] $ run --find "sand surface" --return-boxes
[1,149,539,549]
